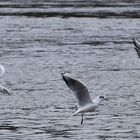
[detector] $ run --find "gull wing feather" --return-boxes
[133,38,140,58]
[62,74,92,107]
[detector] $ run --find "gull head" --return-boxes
[99,95,108,101]
[93,95,107,105]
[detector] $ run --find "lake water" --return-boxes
[0,0,140,139]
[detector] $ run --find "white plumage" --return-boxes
[0,64,12,95]
[62,73,106,124]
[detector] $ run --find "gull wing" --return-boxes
[0,65,5,77]
[62,74,93,107]
[0,84,11,96]
[133,38,140,58]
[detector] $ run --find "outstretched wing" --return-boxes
[133,38,140,58]
[62,73,92,107]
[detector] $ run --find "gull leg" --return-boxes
[81,113,84,125]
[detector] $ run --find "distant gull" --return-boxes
[62,73,107,124]
[133,38,140,58]
[0,64,12,95]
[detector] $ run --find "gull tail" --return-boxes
[73,109,81,116]
[67,110,79,120]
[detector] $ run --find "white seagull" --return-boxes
[62,73,107,124]
[133,38,140,58]
[0,64,12,95]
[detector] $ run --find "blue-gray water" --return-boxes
[0,0,140,139]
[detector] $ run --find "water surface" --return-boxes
[0,0,140,139]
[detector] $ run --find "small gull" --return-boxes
[62,73,107,124]
[133,38,140,58]
[0,64,12,95]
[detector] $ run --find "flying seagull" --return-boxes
[0,64,12,95]
[133,38,140,58]
[62,73,107,124]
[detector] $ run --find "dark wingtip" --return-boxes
[133,38,140,48]
[61,73,64,76]
[61,73,66,79]
[61,73,69,86]
[133,38,137,46]
[134,47,140,58]
[61,72,66,80]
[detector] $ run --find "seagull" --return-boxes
[0,64,12,95]
[133,38,140,58]
[62,73,107,124]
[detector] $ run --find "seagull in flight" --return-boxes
[0,64,12,95]
[133,38,140,58]
[62,73,107,124]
